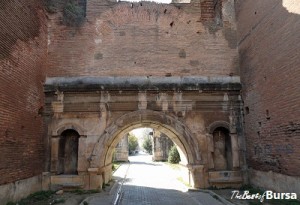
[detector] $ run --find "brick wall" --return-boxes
[236,0,300,176]
[0,0,47,185]
[47,0,239,77]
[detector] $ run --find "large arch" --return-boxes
[89,110,199,169]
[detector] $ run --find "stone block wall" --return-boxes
[46,0,239,77]
[0,0,47,189]
[236,0,300,190]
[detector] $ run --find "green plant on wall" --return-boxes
[63,1,85,27]
[44,0,65,13]
[44,0,86,27]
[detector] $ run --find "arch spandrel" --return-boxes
[89,110,200,169]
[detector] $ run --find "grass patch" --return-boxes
[6,191,55,205]
[177,177,191,188]
[239,184,264,195]
[112,161,122,171]
[69,189,100,195]
[50,198,65,205]
[164,162,181,170]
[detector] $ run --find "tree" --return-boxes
[128,134,138,154]
[168,145,181,164]
[142,137,152,154]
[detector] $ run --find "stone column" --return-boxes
[88,168,102,190]
[152,131,163,161]
[229,107,240,170]
[114,134,129,161]
[207,134,215,169]
[78,136,88,174]
[230,133,240,169]
[100,164,112,184]
[188,165,206,189]
[50,137,60,173]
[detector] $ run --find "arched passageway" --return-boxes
[89,110,199,188]
[45,76,244,190]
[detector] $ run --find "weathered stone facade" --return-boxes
[152,131,174,161]
[44,76,244,189]
[114,134,129,162]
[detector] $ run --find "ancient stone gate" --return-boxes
[44,76,245,190]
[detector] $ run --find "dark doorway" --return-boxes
[58,129,79,174]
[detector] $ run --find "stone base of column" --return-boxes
[88,168,103,190]
[188,165,207,189]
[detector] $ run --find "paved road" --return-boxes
[82,152,230,205]
[116,153,225,205]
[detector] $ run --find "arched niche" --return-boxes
[212,127,232,171]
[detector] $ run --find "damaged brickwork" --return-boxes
[236,0,300,179]
[0,0,48,186]
[47,0,239,77]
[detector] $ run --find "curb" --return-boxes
[188,189,236,205]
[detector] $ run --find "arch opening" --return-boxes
[88,110,198,187]
[112,127,188,165]
[104,122,191,168]
[108,125,192,188]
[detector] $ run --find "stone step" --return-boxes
[208,171,243,188]
[50,175,85,190]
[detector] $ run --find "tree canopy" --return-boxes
[128,134,139,154]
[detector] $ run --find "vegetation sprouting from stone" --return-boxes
[6,191,56,205]
[44,0,86,27]
[168,145,180,164]
[63,2,85,27]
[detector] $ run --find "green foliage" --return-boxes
[70,189,99,195]
[128,134,139,154]
[239,184,264,195]
[142,137,152,154]
[168,145,181,164]
[6,191,55,205]
[63,2,85,27]
[44,0,64,13]
[44,0,85,27]
[112,162,121,171]
[51,198,66,204]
